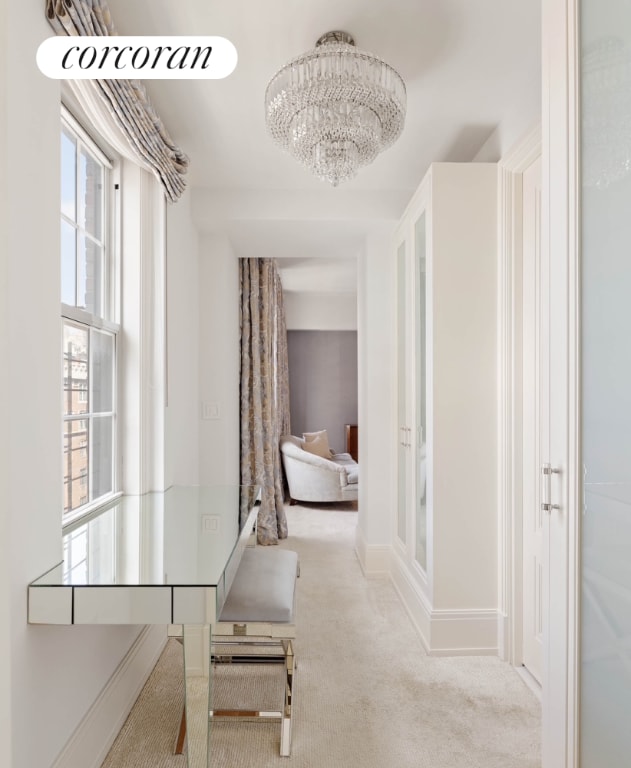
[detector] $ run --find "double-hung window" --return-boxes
[61,108,120,523]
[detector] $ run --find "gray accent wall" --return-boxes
[287,330,358,455]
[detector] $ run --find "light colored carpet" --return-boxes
[101,502,541,768]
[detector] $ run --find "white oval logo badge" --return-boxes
[37,36,237,79]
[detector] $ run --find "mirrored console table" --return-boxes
[28,485,259,768]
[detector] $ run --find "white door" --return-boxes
[543,0,631,760]
[522,156,543,684]
[578,0,631,764]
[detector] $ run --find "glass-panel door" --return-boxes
[397,240,407,544]
[580,0,631,763]
[414,212,427,570]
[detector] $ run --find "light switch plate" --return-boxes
[201,514,220,532]
[201,401,220,419]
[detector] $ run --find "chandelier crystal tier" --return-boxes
[582,37,631,189]
[264,31,406,186]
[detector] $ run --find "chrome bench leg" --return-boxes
[280,640,295,757]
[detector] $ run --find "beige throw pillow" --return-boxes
[302,432,331,459]
[303,430,327,442]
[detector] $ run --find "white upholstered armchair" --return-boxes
[279,435,359,503]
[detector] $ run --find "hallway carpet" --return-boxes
[101,502,541,768]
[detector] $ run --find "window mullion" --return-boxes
[61,305,120,335]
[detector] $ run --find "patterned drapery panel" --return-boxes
[239,259,291,544]
[45,0,188,202]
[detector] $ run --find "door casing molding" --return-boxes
[497,123,541,668]
[541,0,581,765]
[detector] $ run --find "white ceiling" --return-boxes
[106,0,541,294]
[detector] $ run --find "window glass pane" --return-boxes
[61,117,116,522]
[79,148,103,241]
[63,324,88,416]
[63,528,88,584]
[77,234,103,316]
[61,220,76,306]
[61,129,76,220]
[87,513,116,583]
[64,419,89,515]
[92,329,114,412]
[92,416,113,499]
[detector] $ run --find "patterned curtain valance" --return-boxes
[45,0,189,203]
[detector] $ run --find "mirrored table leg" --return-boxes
[182,624,213,768]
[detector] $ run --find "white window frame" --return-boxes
[61,106,122,527]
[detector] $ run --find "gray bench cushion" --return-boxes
[220,548,298,624]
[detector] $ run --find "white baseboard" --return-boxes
[52,625,167,768]
[389,553,431,650]
[390,554,499,656]
[425,608,500,656]
[354,527,390,576]
[497,611,510,662]
[516,664,542,701]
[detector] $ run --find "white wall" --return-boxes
[473,0,541,165]
[3,5,144,768]
[430,164,498,612]
[473,3,541,166]
[0,2,12,764]
[356,226,397,573]
[198,235,240,484]
[284,291,357,330]
[287,330,358,453]
[166,190,200,487]
[474,98,541,162]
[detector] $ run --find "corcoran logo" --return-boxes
[37,36,237,79]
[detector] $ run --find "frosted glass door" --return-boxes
[414,212,427,570]
[397,241,407,544]
[580,0,631,763]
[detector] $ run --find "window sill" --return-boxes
[63,491,123,533]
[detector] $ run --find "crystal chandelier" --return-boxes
[264,31,406,186]
[582,37,631,189]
